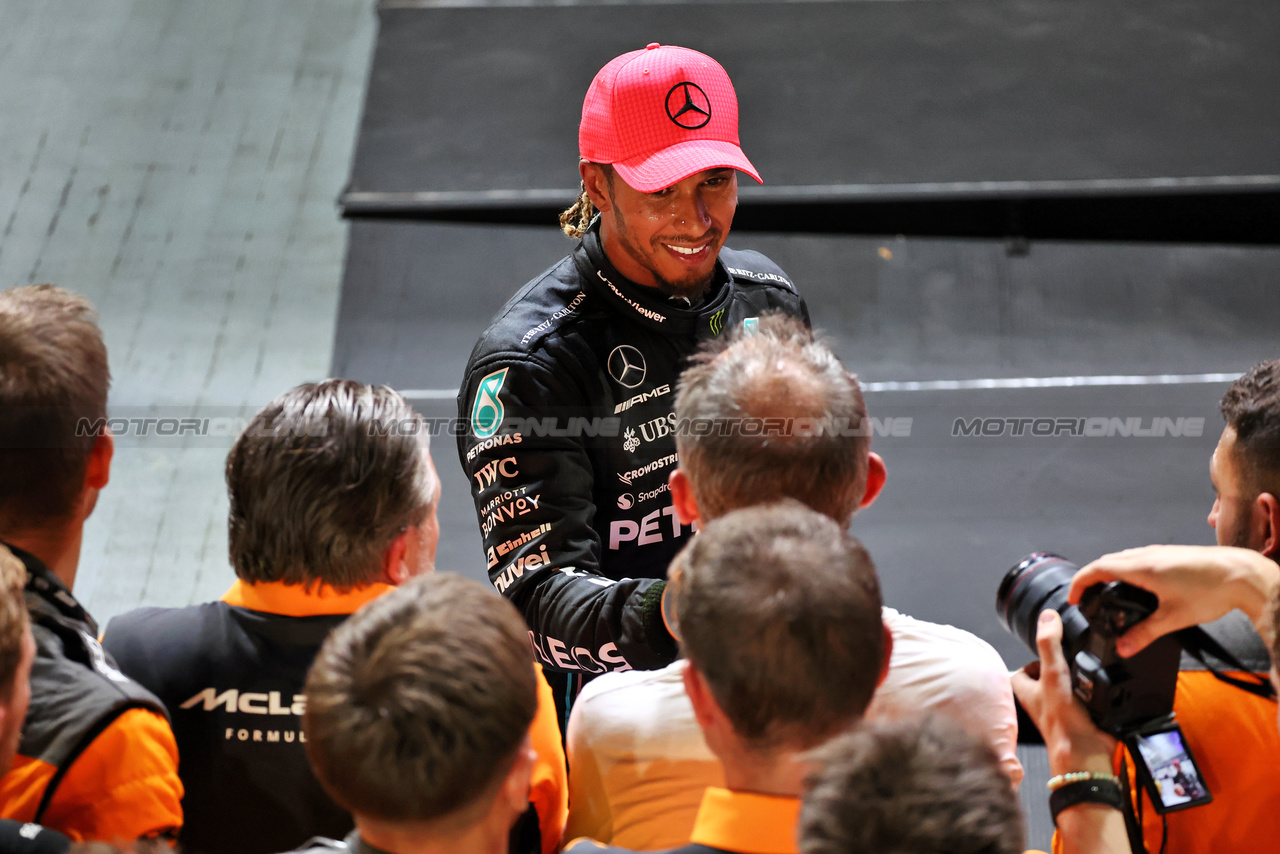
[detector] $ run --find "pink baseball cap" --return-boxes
[579,43,762,193]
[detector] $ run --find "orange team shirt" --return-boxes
[0,706,183,842]
[1052,670,1280,854]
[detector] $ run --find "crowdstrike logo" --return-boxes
[617,453,678,486]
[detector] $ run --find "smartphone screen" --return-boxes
[1128,724,1213,813]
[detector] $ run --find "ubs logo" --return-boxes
[666,82,712,130]
[608,345,648,389]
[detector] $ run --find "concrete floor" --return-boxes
[0,0,376,623]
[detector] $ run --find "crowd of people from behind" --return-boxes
[1,41,1278,854]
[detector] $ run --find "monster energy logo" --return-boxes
[709,309,726,336]
[471,368,509,439]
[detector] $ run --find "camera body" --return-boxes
[998,553,1181,737]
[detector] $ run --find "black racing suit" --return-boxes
[457,222,809,675]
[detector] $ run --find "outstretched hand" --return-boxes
[1069,545,1280,656]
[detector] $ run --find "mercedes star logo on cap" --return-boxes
[608,345,648,388]
[665,82,712,130]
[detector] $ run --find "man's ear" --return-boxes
[79,430,114,519]
[580,160,612,213]
[669,469,700,527]
[877,621,894,688]
[682,661,720,732]
[498,739,537,820]
[379,529,412,586]
[1256,492,1280,559]
[86,430,113,490]
[860,452,887,510]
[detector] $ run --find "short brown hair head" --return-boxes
[0,285,110,532]
[675,313,870,526]
[672,500,883,750]
[0,545,29,696]
[303,573,537,823]
[226,380,437,588]
[1221,359,1280,498]
[800,718,1025,854]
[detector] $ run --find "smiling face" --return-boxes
[584,163,738,301]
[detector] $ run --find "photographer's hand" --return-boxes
[1011,610,1128,854]
[1069,545,1279,656]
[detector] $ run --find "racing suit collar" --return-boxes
[3,541,96,634]
[576,221,734,337]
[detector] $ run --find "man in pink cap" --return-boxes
[458,44,809,701]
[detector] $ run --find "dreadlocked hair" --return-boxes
[559,181,597,238]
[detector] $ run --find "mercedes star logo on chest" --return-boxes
[608,345,648,389]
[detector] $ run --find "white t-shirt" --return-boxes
[564,607,1021,850]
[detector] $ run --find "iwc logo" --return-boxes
[471,368,508,439]
[623,427,641,454]
[666,82,712,130]
[607,345,647,389]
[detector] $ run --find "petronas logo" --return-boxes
[471,368,508,438]
[709,308,726,336]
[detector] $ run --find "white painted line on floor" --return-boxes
[399,389,460,399]
[400,372,1243,400]
[861,372,1243,393]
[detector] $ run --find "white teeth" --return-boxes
[666,244,704,255]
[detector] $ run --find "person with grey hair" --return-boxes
[564,314,1020,850]
[103,380,567,854]
[101,380,440,854]
[567,501,890,854]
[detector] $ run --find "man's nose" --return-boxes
[674,191,711,230]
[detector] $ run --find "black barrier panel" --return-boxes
[332,219,1280,662]
[345,0,1280,216]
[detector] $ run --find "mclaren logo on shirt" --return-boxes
[471,368,508,439]
[181,687,305,716]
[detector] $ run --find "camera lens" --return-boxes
[996,552,1079,651]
